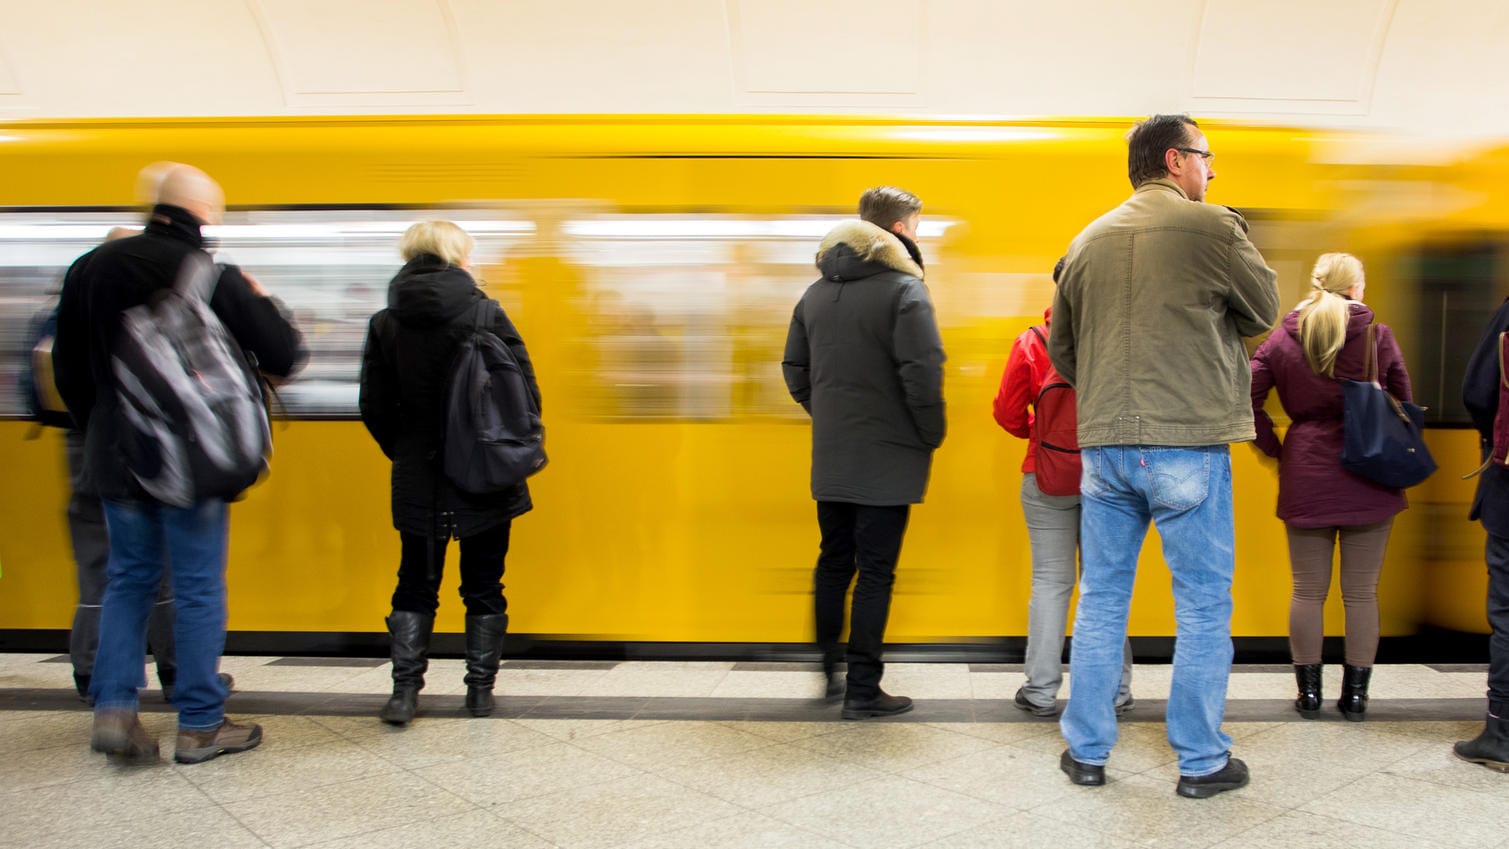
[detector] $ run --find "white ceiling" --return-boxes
[0,0,1499,136]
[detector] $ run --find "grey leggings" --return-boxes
[1286,518,1394,667]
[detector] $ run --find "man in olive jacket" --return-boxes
[783,186,946,719]
[1049,116,1279,798]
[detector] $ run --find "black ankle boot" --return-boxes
[1337,664,1371,721]
[1453,706,1509,772]
[463,613,508,717]
[380,611,434,725]
[1293,664,1322,719]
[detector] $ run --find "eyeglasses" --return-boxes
[1176,147,1215,162]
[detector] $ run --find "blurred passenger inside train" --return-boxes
[782,186,946,720]
[359,220,541,726]
[54,163,306,764]
[47,164,229,707]
[1050,114,1279,798]
[1457,299,1509,772]
[1250,253,1412,723]
[993,263,1134,720]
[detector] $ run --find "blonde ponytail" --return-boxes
[1297,252,1365,378]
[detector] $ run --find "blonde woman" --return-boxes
[359,221,541,725]
[1250,253,1412,721]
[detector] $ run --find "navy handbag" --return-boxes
[1341,323,1437,488]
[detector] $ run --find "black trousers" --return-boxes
[813,501,910,700]
[1487,533,1509,712]
[392,521,511,617]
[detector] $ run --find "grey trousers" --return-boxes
[1019,473,1132,709]
[66,430,175,683]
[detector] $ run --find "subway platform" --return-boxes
[2,653,1506,849]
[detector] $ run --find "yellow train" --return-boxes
[0,115,1499,656]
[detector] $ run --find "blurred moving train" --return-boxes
[0,115,1503,658]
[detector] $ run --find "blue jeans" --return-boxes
[1061,445,1235,777]
[92,499,230,731]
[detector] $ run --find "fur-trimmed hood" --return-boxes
[815,220,924,282]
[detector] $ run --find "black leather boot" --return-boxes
[380,611,433,725]
[463,613,508,717]
[1453,704,1509,772]
[1293,664,1322,719]
[1337,664,1372,722]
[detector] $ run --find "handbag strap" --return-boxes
[1364,321,1379,384]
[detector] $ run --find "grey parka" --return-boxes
[782,220,946,505]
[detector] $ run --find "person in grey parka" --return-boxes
[782,186,946,719]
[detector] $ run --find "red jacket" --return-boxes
[994,309,1053,473]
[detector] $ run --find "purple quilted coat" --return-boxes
[1250,302,1412,528]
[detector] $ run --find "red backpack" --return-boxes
[1028,326,1082,496]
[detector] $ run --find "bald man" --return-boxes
[54,164,306,765]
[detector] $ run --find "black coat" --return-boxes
[53,204,306,500]
[781,220,946,506]
[359,255,541,538]
[1464,297,1509,538]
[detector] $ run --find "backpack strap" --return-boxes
[1028,326,1047,349]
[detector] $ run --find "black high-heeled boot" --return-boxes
[380,611,434,725]
[1293,664,1322,719]
[463,613,508,717]
[1337,664,1372,722]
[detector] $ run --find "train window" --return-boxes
[556,214,957,421]
[0,208,534,419]
[1405,242,1502,426]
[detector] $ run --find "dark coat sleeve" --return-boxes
[782,301,812,414]
[894,280,946,449]
[1464,300,1509,439]
[1249,337,1281,458]
[1377,323,1413,403]
[491,301,542,414]
[210,265,307,379]
[358,311,400,459]
[53,251,95,428]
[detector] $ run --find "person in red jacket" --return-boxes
[994,276,1133,718]
[1250,252,1412,722]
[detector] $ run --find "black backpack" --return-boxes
[443,302,546,494]
[21,296,74,431]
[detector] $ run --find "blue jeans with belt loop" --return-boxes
[1060,445,1236,778]
[92,498,231,731]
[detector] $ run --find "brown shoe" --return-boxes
[90,709,160,764]
[174,719,263,764]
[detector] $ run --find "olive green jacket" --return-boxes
[1048,179,1279,447]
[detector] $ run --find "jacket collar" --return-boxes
[1134,178,1189,201]
[144,204,206,248]
[815,220,924,281]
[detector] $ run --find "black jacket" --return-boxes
[53,204,306,500]
[359,255,541,538]
[781,220,946,505]
[1464,297,1509,537]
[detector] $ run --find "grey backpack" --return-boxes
[113,253,271,506]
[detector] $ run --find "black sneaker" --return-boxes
[1013,687,1057,718]
[1059,749,1105,786]
[1115,695,1136,716]
[1176,756,1250,799]
[841,690,913,720]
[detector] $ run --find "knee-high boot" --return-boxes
[1293,664,1322,719]
[1337,664,1372,722]
[463,613,508,717]
[380,611,433,725]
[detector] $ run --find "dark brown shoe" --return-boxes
[841,690,913,720]
[90,709,160,764]
[175,719,263,764]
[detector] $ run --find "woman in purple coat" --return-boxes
[1250,253,1412,722]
